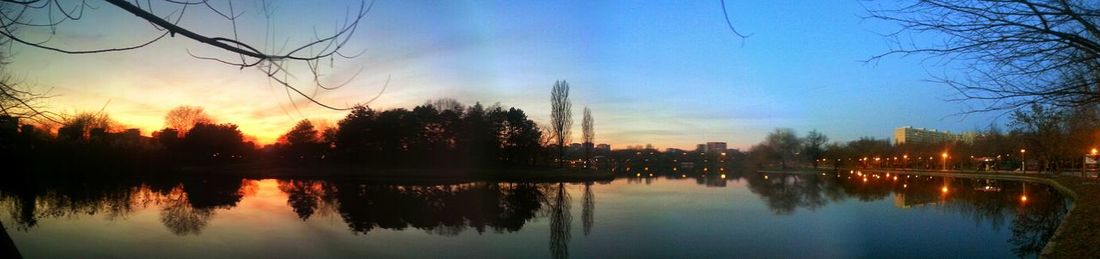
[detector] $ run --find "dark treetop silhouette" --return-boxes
[550,81,572,168]
[0,97,555,178]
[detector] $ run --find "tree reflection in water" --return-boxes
[277,180,336,221]
[0,178,144,231]
[582,182,594,236]
[162,178,246,235]
[0,177,246,236]
[159,185,215,235]
[325,181,549,236]
[1010,188,1068,257]
[0,173,1070,258]
[739,171,1069,257]
[546,183,571,259]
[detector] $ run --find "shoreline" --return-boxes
[171,164,616,184]
[761,168,1093,258]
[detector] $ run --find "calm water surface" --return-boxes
[0,171,1070,258]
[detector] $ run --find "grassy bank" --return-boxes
[1040,176,1100,258]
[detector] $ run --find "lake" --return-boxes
[0,171,1070,258]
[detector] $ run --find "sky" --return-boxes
[9,0,1004,149]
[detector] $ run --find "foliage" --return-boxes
[763,128,802,169]
[802,130,829,168]
[57,112,114,142]
[332,101,544,169]
[3,100,549,174]
[179,123,251,164]
[748,104,1100,173]
[275,119,326,163]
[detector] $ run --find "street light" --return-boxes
[1087,148,1098,176]
[941,152,948,171]
[1020,149,1026,173]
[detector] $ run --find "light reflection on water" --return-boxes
[0,171,1070,258]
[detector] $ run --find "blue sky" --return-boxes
[11,0,1003,148]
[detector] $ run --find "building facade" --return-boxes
[894,126,976,145]
[705,142,727,154]
[596,144,611,152]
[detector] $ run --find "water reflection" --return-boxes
[278,180,335,221]
[751,171,1065,257]
[581,182,594,237]
[329,182,551,235]
[0,172,1070,258]
[159,185,216,235]
[547,183,571,259]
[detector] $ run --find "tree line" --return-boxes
[0,107,256,173]
[272,99,545,169]
[744,104,1100,173]
[0,92,599,174]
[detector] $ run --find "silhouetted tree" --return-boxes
[747,143,780,168]
[803,130,829,168]
[57,112,112,142]
[582,107,594,167]
[333,105,378,163]
[1011,104,1066,173]
[180,123,250,164]
[280,119,326,162]
[457,103,503,167]
[550,81,573,167]
[153,128,181,150]
[331,102,543,170]
[823,142,848,170]
[408,105,448,162]
[428,98,465,113]
[1063,105,1100,171]
[765,128,802,169]
[502,108,543,167]
[164,106,213,136]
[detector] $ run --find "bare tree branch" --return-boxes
[0,0,378,110]
[867,0,1100,113]
[720,0,752,42]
